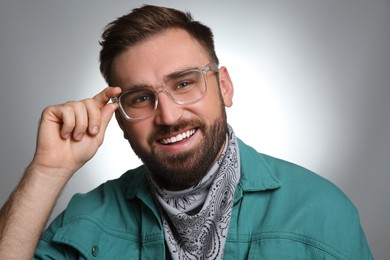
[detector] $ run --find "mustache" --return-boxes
[148,119,204,144]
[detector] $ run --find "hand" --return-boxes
[31,87,122,178]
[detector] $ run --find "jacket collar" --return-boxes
[124,167,161,222]
[236,138,281,191]
[233,138,281,202]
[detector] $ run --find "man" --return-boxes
[0,4,372,259]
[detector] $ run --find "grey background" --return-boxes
[0,0,389,258]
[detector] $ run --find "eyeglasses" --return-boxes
[111,63,219,120]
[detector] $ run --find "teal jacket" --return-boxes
[35,138,373,259]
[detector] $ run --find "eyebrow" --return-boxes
[127,66,200,90]
[163,66,200,81]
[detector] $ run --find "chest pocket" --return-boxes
[52,218,162,259]
[247,237,347,260]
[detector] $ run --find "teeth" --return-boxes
[161,129,196,144]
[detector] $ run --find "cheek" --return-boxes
[182,102,215,121]
[195,89,224,117]
[123,121,151,145]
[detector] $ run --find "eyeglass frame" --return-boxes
[111,62,219,120]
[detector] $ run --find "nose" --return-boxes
[153,91,183,125]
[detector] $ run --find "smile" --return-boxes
[160,129,196,144]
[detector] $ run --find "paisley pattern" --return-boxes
[150,126,240,259]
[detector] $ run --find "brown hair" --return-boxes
[99,5,219,85]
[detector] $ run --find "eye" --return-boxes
[166,70,203,95]
[122,89,155,108]
[134,94,152,103]
[176,81,193,89]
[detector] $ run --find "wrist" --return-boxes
[25,161,75,189]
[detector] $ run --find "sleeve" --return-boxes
[346,208,373,260]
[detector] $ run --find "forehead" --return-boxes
[110,29,210,87]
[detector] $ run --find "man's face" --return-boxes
[111,29,234,190]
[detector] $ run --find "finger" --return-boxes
[89,101,119,144]
[83,98,102,136]
[91,87,122,138]
[53,105,76,140]
[88,87,122,135]
[70,102,89,141]
[93,87,122,106]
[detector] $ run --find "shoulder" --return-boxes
[236,138,372,259]
[45,165,149,231]
[38,166,152,253]
[238,137,353,211]
[65,166,147,216]
[263,152,355,215]
[36,165,164,258]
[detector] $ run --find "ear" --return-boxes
[115,110,129,140]
[218,66,234,107]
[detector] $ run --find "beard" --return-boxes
[127,104,228,191]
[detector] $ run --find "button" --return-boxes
[91,245,99,257]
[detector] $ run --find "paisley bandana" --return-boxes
[149,126,240,259]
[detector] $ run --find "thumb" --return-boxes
[92,86,121,136]
[98,102,119,140]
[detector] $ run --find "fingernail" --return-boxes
[75,133,84,141]
[92,126,99,135]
